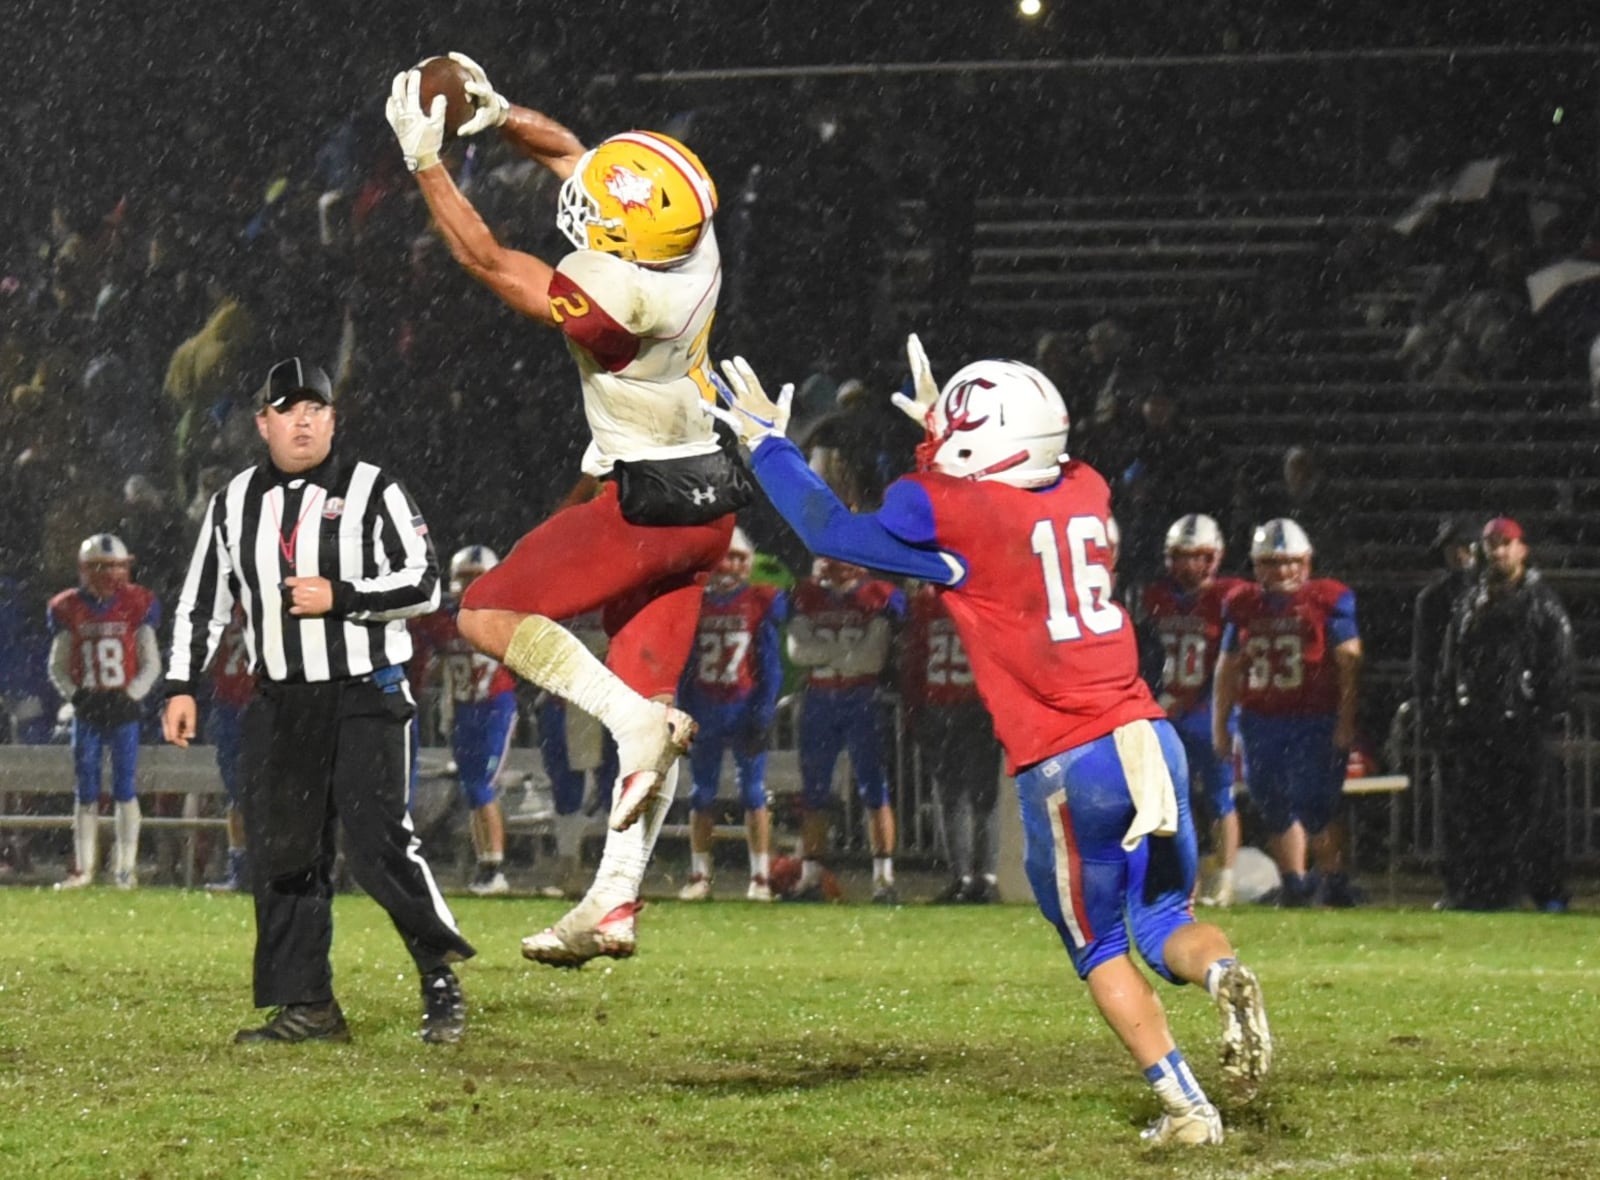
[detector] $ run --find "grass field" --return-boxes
[2,889,1597,1179]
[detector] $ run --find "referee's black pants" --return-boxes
[239,675,476,1008]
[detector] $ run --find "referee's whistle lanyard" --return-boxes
[269,486,325,570]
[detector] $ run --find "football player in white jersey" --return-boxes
[387,56,743,967]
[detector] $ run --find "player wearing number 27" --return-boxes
[1212,519,1362,908]
[711,342,1271,1147]
[386,55,741,964]
[48,534,163,890]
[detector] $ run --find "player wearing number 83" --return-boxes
[1212,519,1362,908]
[711,341,1272,1147]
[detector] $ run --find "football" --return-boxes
[416,56,474,139]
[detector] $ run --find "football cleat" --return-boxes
[608,706,696,832]
[114,870,137,891]
[677,874,712,902]
[932,876,970,905]
[746,875,773,902]
[1140,1103,1223,1147]
[521,897,643,968]
[1215,962,1272,1099]
[420,969,466,1045]
[1199,876,1236,908]
[467,865,510,897]
[234,1001,351,1044]
[54,871,93,892]
[872,885,901,906]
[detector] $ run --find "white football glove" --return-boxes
[448,51,510,136]
[891,332,940,425]
[707,357,793,449]
[385,69,446,173]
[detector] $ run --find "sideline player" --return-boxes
[677,528,784,901]
[712,342,1271,1147]
[410,546,519,896]
[202,606,254,891]
[1140,515,1247,906]
[387,57,742,964]
[48,534,163,890]
[785,557,904,903]
[902,581,1003,903]
[1213,520,1362,907]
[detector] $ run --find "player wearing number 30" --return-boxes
[48,534,163,890]
[1212,519,1362,908]
[711,343,1272,1147]
[1139,516,1248,907]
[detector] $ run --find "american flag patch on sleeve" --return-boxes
[411,514,429,536]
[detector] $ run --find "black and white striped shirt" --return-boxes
[165,450,440,693]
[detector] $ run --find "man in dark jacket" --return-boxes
[1436,517,1574,911]
[1411,515,1480,738]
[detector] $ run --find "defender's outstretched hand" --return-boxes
[449,52,510,136]
[708,357,793,448]
[891,332,940,425]
[385,69,447,173]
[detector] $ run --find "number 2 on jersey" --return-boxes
[1030,516,1122,642]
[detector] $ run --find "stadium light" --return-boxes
[1018,0,1043,17]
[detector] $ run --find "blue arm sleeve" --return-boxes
[1327,590,1359,647]
[749,438,965,586]
[1220,622,1239,653]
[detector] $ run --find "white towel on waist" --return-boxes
[1115,719,1180,851]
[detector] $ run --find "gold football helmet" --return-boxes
[556,131,718,265]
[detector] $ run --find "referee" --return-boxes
[161,357,476,1045]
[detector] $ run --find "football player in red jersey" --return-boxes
[713,343,1270,1147]
[901,583,1003,903]
[47,534,163,890]
[676,528,785,901]
[1139,515,1250,906]
[786,556,906,903]
[410,546,520,896]
[387,57,743,965]
[1212,519,1363,908]
[202,606,255,892]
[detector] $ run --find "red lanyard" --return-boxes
[269,487,323,570]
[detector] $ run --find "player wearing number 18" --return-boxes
[713,343,1272,1148]
[1212,519,1362,908]
[48,534,163,890]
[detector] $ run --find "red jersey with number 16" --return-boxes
[901,462,1162,772]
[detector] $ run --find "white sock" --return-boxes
[874,856,894,886]
[1203,957,1237,999]
[590,763,677,909]
[479,853,504,868]
[113,798,141,876]
[690,851,711,880]
[1214,867,1235,892]
[750,850,770,880]
[799,858,822,889]
[73,803,98,878]
[503,616,655,739]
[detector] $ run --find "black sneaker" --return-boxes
[932,877,971,904]
[420,968,466,1045]
[234,1001,350,1044]
[871,885,901,906]
[960,877,997,904]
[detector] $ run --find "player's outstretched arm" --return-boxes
[448,52,586,177]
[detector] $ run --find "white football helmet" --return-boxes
[78,533,132,565]
[727,527,753,557]
[1249,518,1312,560]
[1165,513,1224,555]
[448,544,499,594]
[1250,518,1311,592]
[556,131,718,265]
[918,359,1069,489]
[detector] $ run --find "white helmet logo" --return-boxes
[604,166,654,211]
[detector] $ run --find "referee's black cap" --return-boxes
[259,357,333,411]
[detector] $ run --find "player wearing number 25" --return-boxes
[713,342,1271,1147]
[1212,519,1362,908]
[48,533,163,890]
